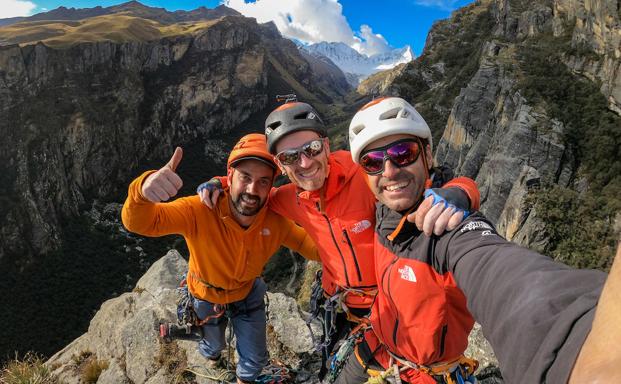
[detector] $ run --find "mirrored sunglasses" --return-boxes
[359,139,422,175]
[276,139,325,166]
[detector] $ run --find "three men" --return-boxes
[334,96,610,383]
[121,134,319,383]
[199,99,479,378]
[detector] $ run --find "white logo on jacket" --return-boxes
[351,220,372,234]
[398,265,417,282]
[261,228,271,236]
[460,221,493,233]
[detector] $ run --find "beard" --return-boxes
[232,192,265,216]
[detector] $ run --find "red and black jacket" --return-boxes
[365,206,607,383]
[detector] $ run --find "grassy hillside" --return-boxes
[0,15,219,48]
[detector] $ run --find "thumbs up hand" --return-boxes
[141,147,184,203]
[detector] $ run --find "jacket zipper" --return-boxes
[318,202,351,287]
[439,324,448,358]
[382,255,401,350]
[342,229,362,282]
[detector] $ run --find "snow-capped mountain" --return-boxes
[303,41,414,85]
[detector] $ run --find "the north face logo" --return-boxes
[351,220,372,234]
[261,228,271,236]
[398,265,417,282]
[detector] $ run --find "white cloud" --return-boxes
[0,0,37,18]
[414,0,460,11]
[223,0,394,56]
[352,24,392,56]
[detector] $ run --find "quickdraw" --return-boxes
[306,271,376,353]
[325,321,369,383]
[365,353,479,384]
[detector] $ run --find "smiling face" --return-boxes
[274,130,330,192]
[228,159,274,219]
[364,134,432,212]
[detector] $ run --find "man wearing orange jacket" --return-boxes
[121,134,318,384]
[198,98,480,378]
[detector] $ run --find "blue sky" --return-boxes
[2,0,474,55]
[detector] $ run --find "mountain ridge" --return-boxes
[302,41,414,85]
[0,1,241,27]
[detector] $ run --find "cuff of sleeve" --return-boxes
[131,170,158,203]
[444,177,480,211]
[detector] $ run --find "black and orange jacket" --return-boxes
[364,206,606,383]
[122,171,319,305]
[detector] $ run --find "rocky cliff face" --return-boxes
[358,0,620,263]
[0,14,345,263]
[0,7,349,358]
[554,0,621,114]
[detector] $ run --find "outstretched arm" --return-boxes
[569,245,621,383]
[442,217,607,383]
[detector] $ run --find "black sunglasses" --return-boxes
[275,138,325,165]
[359,139,423,175]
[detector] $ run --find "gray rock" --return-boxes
[46,252,330,383]
[97,358,131,384]
[135,249,188,294]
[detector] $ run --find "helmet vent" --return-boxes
[294,112,309,120]
[379,107,401,121]
[350,123,365,136]
[267,121,281,129]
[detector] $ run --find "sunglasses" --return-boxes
[359,139,423,175]
[275,138,326,165]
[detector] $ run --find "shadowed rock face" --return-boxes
[0,14,345,263]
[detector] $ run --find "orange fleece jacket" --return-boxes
[122,171,319,304]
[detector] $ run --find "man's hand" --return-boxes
[197,179,223,209]
[141,147,184,203]
[407,188,470,236]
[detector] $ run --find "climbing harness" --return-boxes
[163,277,295,383]
[306,271,376,352]
[306,270,377,380]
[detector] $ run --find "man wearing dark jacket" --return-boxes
[334,97,611,384]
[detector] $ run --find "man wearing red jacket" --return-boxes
[334,97,612,383]
[198,98,480,378]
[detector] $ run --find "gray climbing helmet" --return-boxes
[265,101,327,154]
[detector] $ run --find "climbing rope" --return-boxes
[184,366,236,382]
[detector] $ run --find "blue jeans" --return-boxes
[192,278,268,381]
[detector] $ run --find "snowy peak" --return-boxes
[303,41,414,85]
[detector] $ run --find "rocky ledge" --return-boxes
[46,250,501,383]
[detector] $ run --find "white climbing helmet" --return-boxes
[348,97,432,164]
